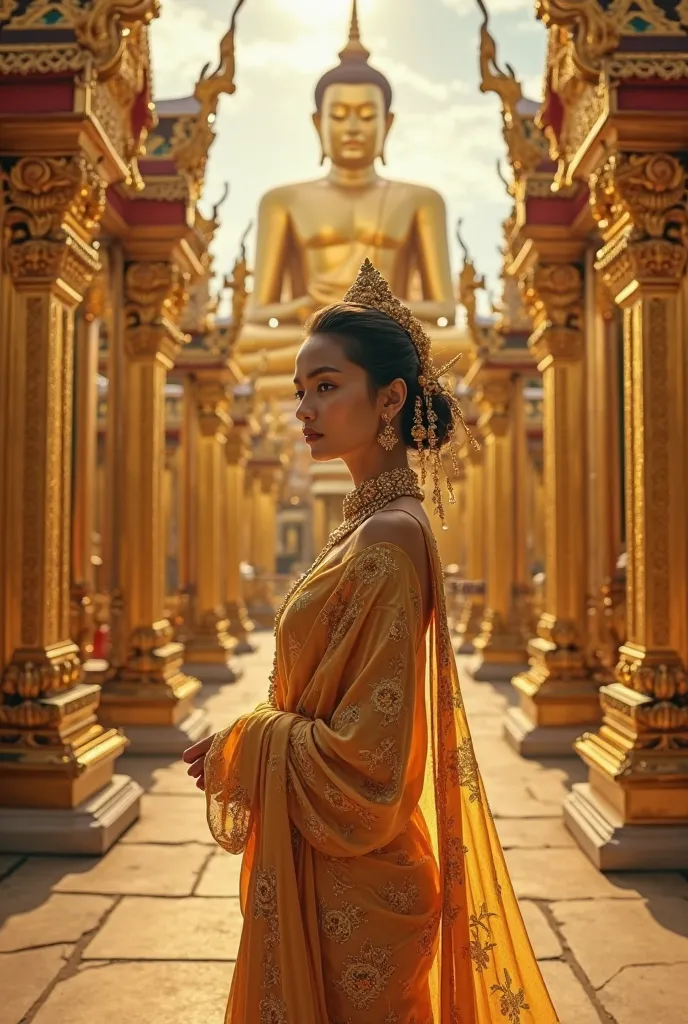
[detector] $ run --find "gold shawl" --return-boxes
[206,522,559,1023]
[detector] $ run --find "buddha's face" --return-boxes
[314,83,394,170]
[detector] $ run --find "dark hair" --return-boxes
[305,303,455,451]
[314,60,393,113]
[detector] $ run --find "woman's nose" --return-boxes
[295,399,314,422]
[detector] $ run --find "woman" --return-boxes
[183,261,558,1024]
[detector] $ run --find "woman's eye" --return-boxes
[318,382,334,392]
[294,390,304,401]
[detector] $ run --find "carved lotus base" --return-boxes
[183,614,239,667]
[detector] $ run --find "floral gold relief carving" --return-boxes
[74,0,160,69]
[4,156,104,291]
[123,260,188,360]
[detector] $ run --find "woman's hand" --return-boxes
[182,733,215,792]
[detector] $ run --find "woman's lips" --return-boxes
[304,432,324,445]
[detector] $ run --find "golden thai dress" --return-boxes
[206,470,559,1024]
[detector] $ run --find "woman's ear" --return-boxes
[383,378,408,420]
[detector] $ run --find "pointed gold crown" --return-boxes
[343,258,460,386]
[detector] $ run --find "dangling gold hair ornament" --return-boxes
[344,258,479,527]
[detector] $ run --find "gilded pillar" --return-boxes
[70,296,101,663]
[455,442,485,653]
[506,262,600,755]
[472,372,529,680]
[246,459,284,628]
[182,377,240,680]
[225,428,256,652]
[100,258,209,753]
[0,156,138,853]
[565,154,688,869]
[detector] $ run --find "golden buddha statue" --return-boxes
[236,0,469,393]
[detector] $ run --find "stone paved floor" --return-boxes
[1,634,687,1023]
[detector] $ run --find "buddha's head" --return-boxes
[313,2,394,170]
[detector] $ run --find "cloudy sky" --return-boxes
[150,0,547,315]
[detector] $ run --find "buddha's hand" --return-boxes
[182,733,215,792]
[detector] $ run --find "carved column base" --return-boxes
[454,583,484,654]
[0,642,128,811]
[225,599,257,653]
[572,654,688,832]
[70,581,95,662]
[505,614,601,756]
[473,610,529,681]
[100,619,210,754]
[246,576,277,629]
[184,611,242,684]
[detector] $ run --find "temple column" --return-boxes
[455,442,485,653]
[246,459,284,627]
[471,371,529,680]
[99,257,209,754]
[505,261,600,756]
[225,427,256,653]
[181,377,240,681]
[70,292,101,664]
[565,153,688,869]
[0,155,139,853]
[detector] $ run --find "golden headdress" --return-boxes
[344,258,478,526]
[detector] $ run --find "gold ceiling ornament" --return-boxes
[534,0,619,79]
[74,0,160,72]
[344,259,479,526]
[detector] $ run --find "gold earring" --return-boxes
[377,413,398,451]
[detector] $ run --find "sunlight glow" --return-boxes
[273,0,375,30]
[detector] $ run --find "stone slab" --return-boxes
[184,660,243,685]
[0,857,21,881]
[0,775,141,856]
[31,961,232,1024]
[553,896,688,988]
[122,708,211,756]
[0,892,113,952]
[564,782,688,870]
[46,843,211,897]
[472,660,529,682]
[0,944,72,1024]
[503,707,588,758]
[599,963,688,1024]
[195,850,242,897]
[520,901,562,959]
[496,818,576,850]
[122,757,206,796]
[83,896,242,960]
[484,782,562,820]
[119,794,214,846]
[505,847,688,902]
[539,961,600,1024]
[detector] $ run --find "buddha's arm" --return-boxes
[405,189,457,325]
[246,190,315,325]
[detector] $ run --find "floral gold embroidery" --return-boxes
[336,939,396,1010]
[331,703,361,732]
[287,630,302,667]
[290,589,315,614]
[291,728,316,782]
[206,772,252,855]
[306,814,328,844]
[447,737,481,803]
[321,587,364,658]
[388,606,409,642]
[490,968,530,1023]
[369,654,405,726]
[353,545,398,585]
[254,866,278,923]
[468,903,498,972]
[417,913,440,956]
[319,898,367,943]
[324,780,355,812]
[379,879,419,915]
[259,993,288,1024]
[324,856,354,897]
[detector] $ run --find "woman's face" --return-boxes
[294,332,385,463]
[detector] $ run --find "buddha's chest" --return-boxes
[289,185,416,249]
